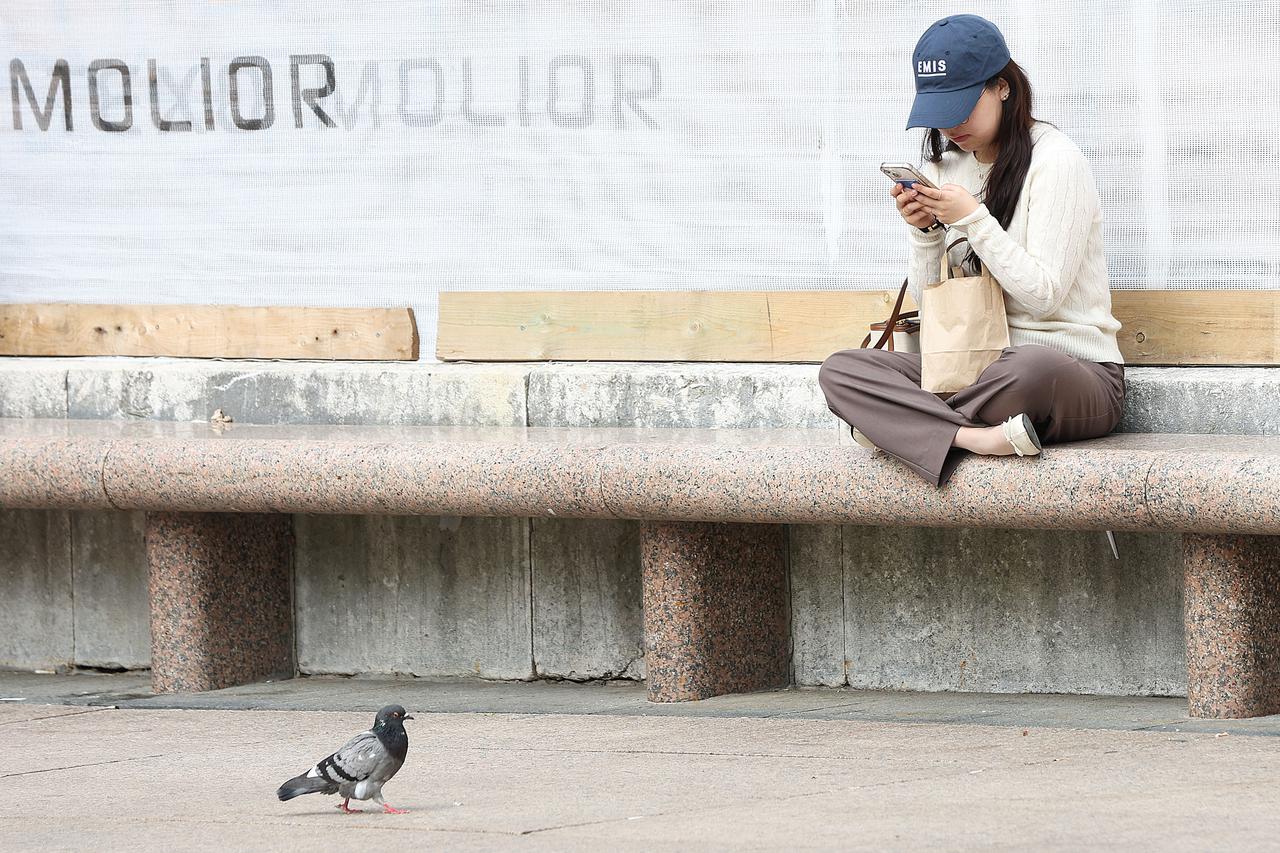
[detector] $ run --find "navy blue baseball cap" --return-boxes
[906,15,1011,130]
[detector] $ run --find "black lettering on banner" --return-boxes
[613,55,661,130]
[9,52,664,134]
[88,59,133,132]
[200,57,215,130]
[10,58,72,131]
[228,55,274,130]
[548,55,593,128]
[291,54,336,128]
[461,58,504,126]
[398,59,443,127]
[334,62,379,131]
[148,60,193,132]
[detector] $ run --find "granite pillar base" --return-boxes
[146,512,294,693]
[640,521,789,702]
[1184,534,1280,718]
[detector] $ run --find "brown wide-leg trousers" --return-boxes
[818,345,1125,487]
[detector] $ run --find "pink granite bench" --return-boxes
[3,418,1279,718]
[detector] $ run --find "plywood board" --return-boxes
[1111,291,1277,365]
[0,304,419,360]
[438,290,912,362]
[439,290,1279,366]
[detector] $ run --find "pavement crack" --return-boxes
[2,753,167,779]
[0,707,114,727]
[759,700,869,718]
[520,734,1214,839]
[459,745,877,761]
[518,777,912,837]
[18,815,525,837]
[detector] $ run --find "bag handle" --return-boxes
[938,235,991,281]
[861,232,972,352]
[860,277,919,351]
[939,235,971,281]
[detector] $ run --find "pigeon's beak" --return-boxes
[404,714,415,721]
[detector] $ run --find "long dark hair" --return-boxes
[922,59,1044,270]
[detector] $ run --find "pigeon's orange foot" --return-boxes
[382,804,408,815]
[336,799,360,814]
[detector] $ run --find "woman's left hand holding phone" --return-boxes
[908,182,980,225]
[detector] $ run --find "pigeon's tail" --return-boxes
[277,773,333,801]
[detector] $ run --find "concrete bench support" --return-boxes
[640,521,789,702]
[1184,534,1280,718]
[145,512,295,693]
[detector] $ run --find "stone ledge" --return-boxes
[3,420,1279,535]
[0,358,1275,435]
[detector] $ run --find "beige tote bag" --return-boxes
[920,236,1011,394]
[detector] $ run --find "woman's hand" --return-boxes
[910,183,979,225]
[890,182,938,230]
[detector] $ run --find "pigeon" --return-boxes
[276,704,413,814]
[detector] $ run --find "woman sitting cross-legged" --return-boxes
[819,14,1125,488]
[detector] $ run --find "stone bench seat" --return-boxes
[3,417,1279,718]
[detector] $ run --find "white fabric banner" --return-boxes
[0,1,1273,360]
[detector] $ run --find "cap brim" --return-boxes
[905,80,987,130]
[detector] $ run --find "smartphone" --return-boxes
[880,162,937,190]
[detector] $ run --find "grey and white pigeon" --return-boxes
[276,704,413,814]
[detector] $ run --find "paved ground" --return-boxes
[2,673,1279,851]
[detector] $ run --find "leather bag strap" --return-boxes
[862,276,911,350]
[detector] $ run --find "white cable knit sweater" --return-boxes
[907,121,1124,364]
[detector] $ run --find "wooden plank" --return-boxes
[439,290,1280,366]
[1112,290,1277,365]
[0,304,419,360]
[437,290,913,362]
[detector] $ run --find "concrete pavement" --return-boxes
[2,674,1279,850]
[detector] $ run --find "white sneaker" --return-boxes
[850,426,879,451]
[1001,414,1042,457]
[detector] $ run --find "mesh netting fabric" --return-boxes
[0,2,1271,359]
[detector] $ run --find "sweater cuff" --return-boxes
[908,224,946,248]
[950,202,991,230]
